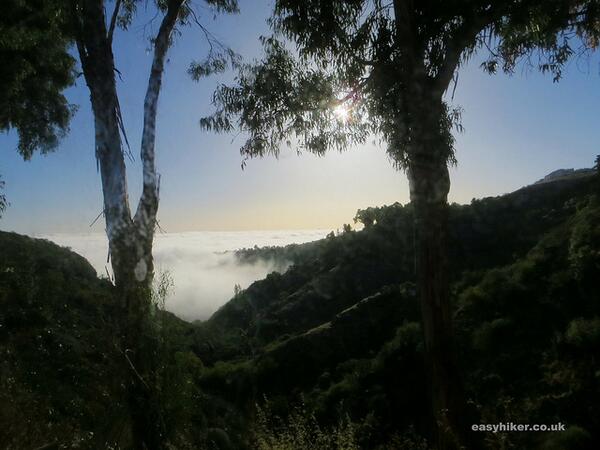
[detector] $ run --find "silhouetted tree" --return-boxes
[201,1,600,448]
[354,207,378,229]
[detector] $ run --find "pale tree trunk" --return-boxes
[72,0,183,448]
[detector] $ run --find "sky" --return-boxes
[1,0,600,234]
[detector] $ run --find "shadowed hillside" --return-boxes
[0,233,199,449]
[194,170,600,449]
[1,170,599,449]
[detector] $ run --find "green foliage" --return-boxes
[201,0,591,173]
[354,207,378,228]
[485,1,600,82]
[253,399,359,450]
[200,36,370,164]
[3,173,600,448]
[565,318,600,349]
[568,195,600,280]
[194,173,600,448]
[0,0,76,158]
[0,234,207,448]
[451,185,600,448]
[0,232,128,448]
[354,203,406,229]
[188,47,241,79]
[151,270,175,314]
[148,270,212,448]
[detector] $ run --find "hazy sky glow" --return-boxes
[1,0,600,234]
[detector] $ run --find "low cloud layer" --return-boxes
[40,230,327,321]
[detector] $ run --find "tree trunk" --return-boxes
[389,2,478,446]
[111,233,164,450]
[408,158,463,450]
[73,1,167,447]
[406,102,477,450]
[89,87,166,450]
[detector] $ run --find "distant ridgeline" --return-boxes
[1,169,599,449]
[533,167,596,185]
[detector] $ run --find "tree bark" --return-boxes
[391,0,477,435]
[408,159,463,450]
[404,97,475,450]
[72,0,183,448]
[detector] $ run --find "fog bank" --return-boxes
[39,230,327,320]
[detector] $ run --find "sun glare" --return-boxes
[333,104,350,122]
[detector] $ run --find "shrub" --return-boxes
[253,399,359,450]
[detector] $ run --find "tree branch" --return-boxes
[107,0,122,44]
[433,8,499,95]
[134,0,184,232]
[392,0,416,67]
[75,0,133,245]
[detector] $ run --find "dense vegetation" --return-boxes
[1,170,599,449]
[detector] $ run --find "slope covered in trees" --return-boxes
[193,170,600,449]
[1,170,599,449]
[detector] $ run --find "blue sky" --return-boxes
[1,0,599,234]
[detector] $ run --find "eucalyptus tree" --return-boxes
[72,0,236,300]
[68,1,238,447]
[5,0,238,446]
[200,1,600,448]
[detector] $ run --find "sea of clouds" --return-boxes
[39,230,327,321]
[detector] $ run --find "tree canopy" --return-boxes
[0,0,76,159]
[201,0,600,169]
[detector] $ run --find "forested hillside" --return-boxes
[1,171,599,449]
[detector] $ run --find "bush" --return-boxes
[565,318,600,349]
[253,399,359,450]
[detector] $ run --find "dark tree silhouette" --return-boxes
[201,1,600,448]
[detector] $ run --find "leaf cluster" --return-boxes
[201,0,600,169]
[483,0,600,81]
[201,37,371,163]
[0,0,77,159]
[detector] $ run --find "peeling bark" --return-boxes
[134,0,184,236]
[72,1,184,448]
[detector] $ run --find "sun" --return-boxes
[333,104,350,122]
